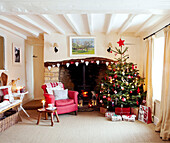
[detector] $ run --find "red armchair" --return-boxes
[41,83,78,115]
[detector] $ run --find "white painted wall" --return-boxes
[0,28,26,93]
[44,32,144,76]
[25,45,34,103]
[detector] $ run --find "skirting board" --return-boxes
[154,116,159,125]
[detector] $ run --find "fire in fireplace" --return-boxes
[81,90,88,97]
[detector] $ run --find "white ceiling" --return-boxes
[0,0,170,39]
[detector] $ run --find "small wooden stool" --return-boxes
[36,108,59,126]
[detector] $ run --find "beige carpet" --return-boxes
[0,110,168,143]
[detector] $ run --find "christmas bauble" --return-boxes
[114,74,118,78]
[136,101,139,105]
[107,97,111,101]
[137,87,140,93]
[122,98,126,102]
[130,90,133,93]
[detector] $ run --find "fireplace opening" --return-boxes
[59,63,107,106]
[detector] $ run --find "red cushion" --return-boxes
[55,99,74,107]
[2,88,8,95]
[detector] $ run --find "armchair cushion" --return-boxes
[41,82,64,94]
[53,89,68,100]
[55,99,74,107]
[47,85,63,94]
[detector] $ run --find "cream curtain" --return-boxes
[155,26,170,140]
[145,37,153,109]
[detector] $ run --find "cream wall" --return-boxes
[0,28,26,89]
[44,33,144,76]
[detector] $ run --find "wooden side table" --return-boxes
[36,108,59,126]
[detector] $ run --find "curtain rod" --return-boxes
[143,23,170,40]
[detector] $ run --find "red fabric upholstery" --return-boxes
[55,99,74,107]
[44,93,55,107]
[41,83,78,115]
[2,88,8,95]
[41,85,48,94]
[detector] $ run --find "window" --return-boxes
[152,37,164,101]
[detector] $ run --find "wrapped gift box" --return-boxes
[131,107,139,120]
[105,112,115,119]
[122,115,136,122]
[115,107,130,115]
[138,105,152,124]
[100,107,108,115]
[111,115,122,121]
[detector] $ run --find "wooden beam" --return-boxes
[0,24,27,39]
[40,14,65,35]
[106,14,116,34]
[135,15,155,36]
[87,14,93,35]
[118,14,136,35]
[17,15,51,34]
[0,16,39,37]
[63,14,81,35]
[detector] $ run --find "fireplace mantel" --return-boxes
[44,57,115,67]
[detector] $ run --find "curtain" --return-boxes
[155,26,170,140]
[145,37,153,109]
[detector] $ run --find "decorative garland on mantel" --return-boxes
[44,57,116,68]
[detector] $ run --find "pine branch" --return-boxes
[122,47,128,54]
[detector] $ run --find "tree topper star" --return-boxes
[117,38,125,47]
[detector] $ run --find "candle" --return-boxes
[42,100,45,108]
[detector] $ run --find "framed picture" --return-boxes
[13,43,21,64]
[70,37,96,56]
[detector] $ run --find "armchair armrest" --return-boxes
[43,93,55,107]
[68,90,79,105]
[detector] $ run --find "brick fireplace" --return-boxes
[44,57,114,106]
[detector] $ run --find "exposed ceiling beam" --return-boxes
[0,15,39,37]
[106,14,116,34]
[118,14,136,35]
[63,14,81,35]
[40,15,65,35]
[87,14,93,35]
[135,15,155,36]
[0,24,27,39]
[17,15,51,34]
[136,15,170,36]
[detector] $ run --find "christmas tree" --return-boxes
[98,39,146,110]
